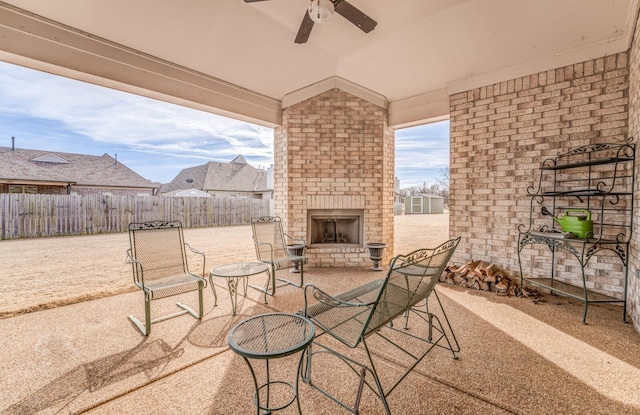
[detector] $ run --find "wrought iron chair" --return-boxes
[126,220,207,336]
[301,237,461,414]
[251,216,308,295]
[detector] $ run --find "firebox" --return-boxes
[307,209,364,247]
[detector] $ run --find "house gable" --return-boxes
[161,155,269,196]
[31,153,70,164]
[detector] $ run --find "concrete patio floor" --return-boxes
[2,264,640,415]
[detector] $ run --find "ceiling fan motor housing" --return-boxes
[309,0,335,23]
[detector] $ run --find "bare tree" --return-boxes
[437,167,449,189]
[399,167,450,205]
[436,168,449,206]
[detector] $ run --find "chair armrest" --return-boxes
[304,284,376,311]
[185,243,206,280]
[126,248,145,288]
[283,232,305,244]
[253,239,276,261]
[303,283,379,347]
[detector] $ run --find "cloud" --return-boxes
[395,121,450,188]
[0,63,271,146]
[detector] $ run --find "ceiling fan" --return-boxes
[244,0,377,44]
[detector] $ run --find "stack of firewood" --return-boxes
[440,260,541,300]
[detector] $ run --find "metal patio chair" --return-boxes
[126,220,207,336]
[301,237,461,414]
[251,216,308,295]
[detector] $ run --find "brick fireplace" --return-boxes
[273,86,395,267]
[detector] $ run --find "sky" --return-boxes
[0,60,449,188]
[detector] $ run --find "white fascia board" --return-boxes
[388,88,450,129]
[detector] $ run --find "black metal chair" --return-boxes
[251,216,308,295]
[301,237,461,414]
[126,220,207,335]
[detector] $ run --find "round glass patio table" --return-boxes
[209,262,269,315]
[228,313,315,415]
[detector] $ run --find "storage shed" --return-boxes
[405,193,444,214]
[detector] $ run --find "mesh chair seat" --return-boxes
[270,255,305,270]
[305,280,381,347]
[143,274,205,300]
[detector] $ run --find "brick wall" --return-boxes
[627,15,640,331]
[274,88,395,267]
[449,53,631,307]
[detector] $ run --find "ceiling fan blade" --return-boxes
[243,0,273,3]
[295,11,314,44]
[334,0,377,33]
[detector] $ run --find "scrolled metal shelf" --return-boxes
[540,156,633,170]
[517,139,634,324]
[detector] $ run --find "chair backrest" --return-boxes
[362,237,461,338]
[128,221,188,285]
[251,216,288,261]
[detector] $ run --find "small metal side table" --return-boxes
[210,262,270,315]
[228,313,315,415]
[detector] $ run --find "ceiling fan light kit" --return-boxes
[308,0,335,23]
[244,0,377,44]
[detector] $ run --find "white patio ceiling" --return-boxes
[0,0,637,128]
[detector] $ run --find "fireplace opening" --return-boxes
[307,209,364,247]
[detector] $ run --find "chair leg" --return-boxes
[247,263,277,294]
[404,289,460,357]
[270,264,295,293]
[431,290,460,357]
[271,264,277,294]
[128,296,152,336]
[275,261,304,289]
[198,283,204,318]
[129,288,203,336]
[144,298,151,335]
[304,340,392,415]
[362,341,392,415]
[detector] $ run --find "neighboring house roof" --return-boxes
[0,146,158,189]
[161,155,268,194]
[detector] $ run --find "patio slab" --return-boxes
[2,267,640,414]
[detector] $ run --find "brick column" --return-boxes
[274,88,394,267]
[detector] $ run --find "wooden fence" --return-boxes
[0,194,271,240]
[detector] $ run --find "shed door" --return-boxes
[410,196,423,213]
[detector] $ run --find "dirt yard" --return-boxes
[0,213,449,318]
